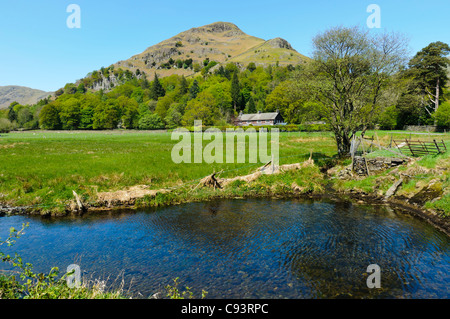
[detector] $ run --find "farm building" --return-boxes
[236,110,285,126]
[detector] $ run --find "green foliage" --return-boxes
[92,100,120,130]
[0,118,14,133]
[7,102,17,122]
[149,73,166,100]
[64,83,77,95]
[247,62,256,72]
[155,95,174,119]
[39,102,62,130]
[165,277,190,299]
[17,108,33,127]
[408,41,450,98]
[182,91,217,126]
[138,113,165,130]
[59,98,81,130]
[246,96,256,113]
[189,79,200,99]
[435,101,450,127]
[230,71,241,111]
[28,60,313,131]
[164,103,184,129]
[377,105,399,130]
[165,277,207,299]
[301,26,409,155]
[425,194,450,217]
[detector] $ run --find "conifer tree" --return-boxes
[149,73,165,100]
[189,79,200,99]
[408,41,450,124]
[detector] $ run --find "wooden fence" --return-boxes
[393,139,447,157]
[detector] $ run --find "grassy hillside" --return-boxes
[228,38,310,66]
[113,22,308,81]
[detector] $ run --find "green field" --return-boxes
[0,130,449,215]
[0,130,336,210]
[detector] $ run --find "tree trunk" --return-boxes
[434,78,440,126]
[335,128,351,157]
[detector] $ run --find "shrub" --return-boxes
[138,113,165,130]
[435,101,450,128]
[377,105,398,130]
[0,118,14,133]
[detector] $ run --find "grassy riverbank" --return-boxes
[0,130,337,213]
[1,129,449,299]
[0,130,449,219]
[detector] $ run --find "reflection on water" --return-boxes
[0,198,449,298]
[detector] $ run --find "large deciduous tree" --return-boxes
[302,26,408,156]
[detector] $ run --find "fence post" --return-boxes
[433,140,441,154]
[406,139,414,156]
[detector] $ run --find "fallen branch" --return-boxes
[191,170,223,192]
[384,178,403,200]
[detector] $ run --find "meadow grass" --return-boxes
[1,129,449,215]
[0,130,337,212]
[1,129,448,299]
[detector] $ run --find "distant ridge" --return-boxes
[0,85,51,109]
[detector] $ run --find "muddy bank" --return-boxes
[1,187,448,236]
[332,190,450,237]
[0,204,31,216]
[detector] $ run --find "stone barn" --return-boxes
[236,110,285,126]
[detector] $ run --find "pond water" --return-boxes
[0,199,449,299]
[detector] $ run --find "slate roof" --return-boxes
[237,112,280,121]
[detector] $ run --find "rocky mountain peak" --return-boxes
[185,22,245,37]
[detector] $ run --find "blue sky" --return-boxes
[0,0,449,92]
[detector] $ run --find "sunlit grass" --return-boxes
[0,130,336,211]
[1,129,448,215]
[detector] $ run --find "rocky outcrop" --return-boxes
[265,38,294,50]
[186,22,244,36]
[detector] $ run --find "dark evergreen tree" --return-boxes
[247,96,256,113]
[215,65,226,77]
[149,73,165,100]
[7,102,18,122]
[189,79,200,99]
[179,75,189,95]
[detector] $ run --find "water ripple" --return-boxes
[0,198,448,298]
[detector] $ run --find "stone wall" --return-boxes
[403,125,445,132]
[352,156,409,176]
